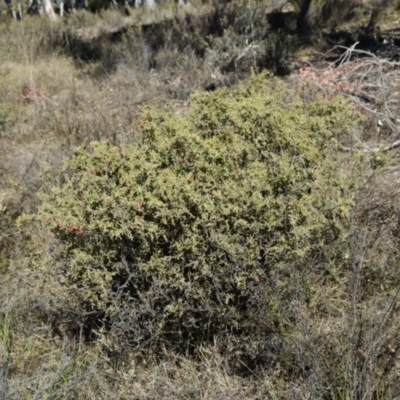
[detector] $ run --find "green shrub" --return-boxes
[0,103,13,134]
[26,73,361,358]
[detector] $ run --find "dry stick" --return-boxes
[341,140,400,153]
[314,44,400,152]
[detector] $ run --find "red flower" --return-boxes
[77,228,84,235]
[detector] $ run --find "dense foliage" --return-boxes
[29,73,361,355]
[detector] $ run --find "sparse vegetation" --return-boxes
[2,1,400,399]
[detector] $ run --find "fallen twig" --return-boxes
[342,139,400,153]
[298,42,400,152]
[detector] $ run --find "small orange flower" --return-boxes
[77,228,84,235]
[68,225,75,232]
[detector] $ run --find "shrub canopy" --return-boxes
[32,73,360,350]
